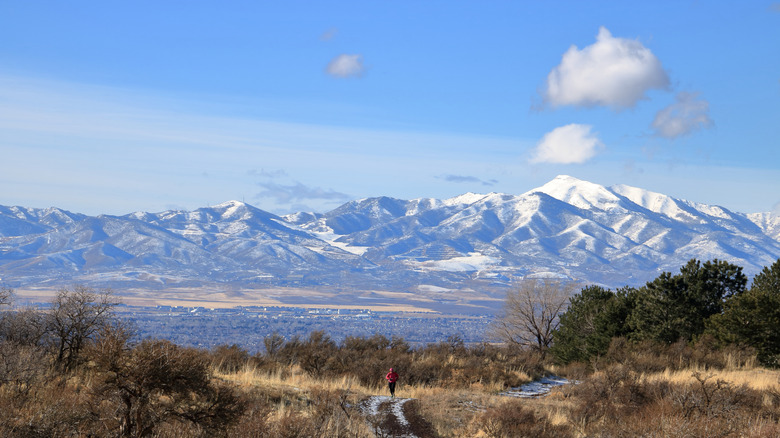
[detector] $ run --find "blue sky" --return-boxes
[2,1,779,216]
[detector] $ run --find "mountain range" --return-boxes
[2,175,779,298]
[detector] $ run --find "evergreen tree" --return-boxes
[630,259,746,344]
[551,285,636,364]
[709,259,780,366]
[751,258,780,292]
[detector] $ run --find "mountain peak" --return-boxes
[213,200,248,209]
[2,176,779,293]
[532,175,620,210]
[443,192,487,206]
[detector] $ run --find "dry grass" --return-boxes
[542,362,780,438]
[217,362,509,437]
[215,360,573,437]
[6,346,779,437]
[215,363,377,437]
[641,366,780,391]
[217,362,379,396]
[411,386,499,436]
[216,361,513,401]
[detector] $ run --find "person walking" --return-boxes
[385,368,399,398]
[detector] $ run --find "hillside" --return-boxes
[1,176,778,300]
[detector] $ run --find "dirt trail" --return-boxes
[361,395,437,438]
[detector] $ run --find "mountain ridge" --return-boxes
[1,176,778,296]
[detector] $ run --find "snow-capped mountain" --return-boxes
[1,176,778,293]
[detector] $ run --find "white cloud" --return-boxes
[652,92,713,139]
[543,27,670,109]
[531,124,603,164]
[326,54,365,78]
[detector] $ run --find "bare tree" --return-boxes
[0,286,12,307]
[263,332,285,359]
[492,278,577,357]
[47,285,118,371]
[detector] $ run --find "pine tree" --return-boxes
[630,259,747,344]
[710,259,780,366]
[551,286,635,364]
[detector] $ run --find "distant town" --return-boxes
[115,304,494,353]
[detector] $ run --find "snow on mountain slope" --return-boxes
[1,176,778,291]
[534,175,622,211]
[0,206,85,237]
[748,212,780,242]
[610,183,700,222]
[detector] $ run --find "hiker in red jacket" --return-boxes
[385,368,399,398]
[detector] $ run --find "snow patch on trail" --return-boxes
[392,398,411,427]
[364,395,388,417]
[501,375,573,398]
[362,396,418,438]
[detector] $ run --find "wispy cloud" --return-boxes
[543,27,669,109]
[320,27,338,41]
[326,54,365,78]
[248,169,288,178]
[770,3,780,12]
[439,174,498,186]
[530,124,604,164]
[0,74,535,215]
[652,92,713,139]
[255,181,351,204]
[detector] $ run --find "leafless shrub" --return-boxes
[670,372,763,419]
[598,336,758,375]
[0,307,47,347]
[271,409,315,438]
[305,387,371,437]
[263,331,285,358]
[0,342,50,398]
[0,375,95,437]
[227,403,273,437]
[567,364,777,437]
[569,363,667,429]
[212,344,250,373]
[297,330,338,377]
[474,398,572,438]
[88,324,245,437]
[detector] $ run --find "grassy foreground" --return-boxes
[5,278,780,436]
[211,358,780,437]
[3,334,780,437]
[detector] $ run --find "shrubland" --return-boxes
[0,257,779,437]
